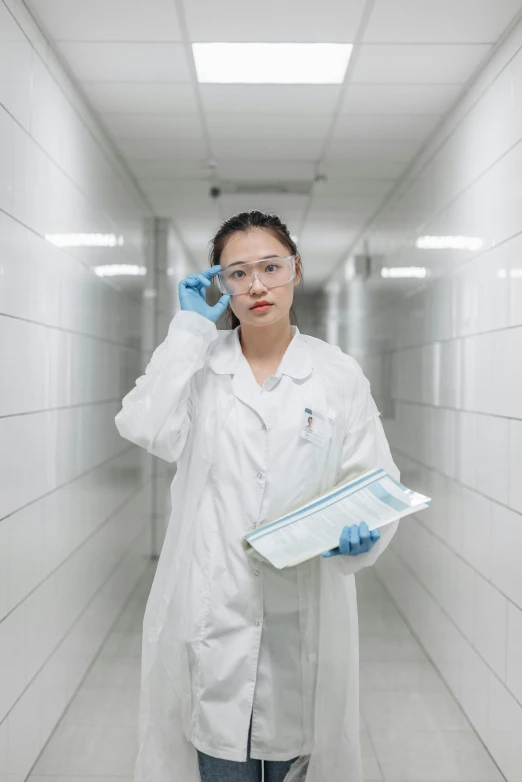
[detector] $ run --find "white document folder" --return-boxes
[243,468,431,569]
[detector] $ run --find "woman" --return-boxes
[115,211,399,782]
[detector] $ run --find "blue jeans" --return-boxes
[197,715,299,782]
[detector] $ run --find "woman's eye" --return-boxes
[230,269,246,279]
[265,263,280,273]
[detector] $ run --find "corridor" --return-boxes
[27,567,503,782]
[2,0,522,780]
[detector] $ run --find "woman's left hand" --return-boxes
[322,521,380,558]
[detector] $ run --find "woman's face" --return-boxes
[219,228,301,328]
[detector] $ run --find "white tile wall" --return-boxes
[507,602,522,703]
[333,15,522,782]
[0,0,155,776]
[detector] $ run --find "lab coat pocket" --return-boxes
[309,409,337,476]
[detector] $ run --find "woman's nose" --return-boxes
[249,274,268,293]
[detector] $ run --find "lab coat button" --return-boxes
[257,472,263,479]
[261,424,267,431]
[254,621,260,627]
[253,570,260,576]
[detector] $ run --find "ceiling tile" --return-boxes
[365,0,521,44]
[333,113,439,140]
[150,194,217,214]
[300,226,355,257]
[327,138,421,162]
[26,0,182,41]
[351,44,492,84]
[140,179,212,199]
[309,193,384,214]
[128,160,212,179]
[220,194,308,221]
[215,161,316,182]
[341,84,460,115]
[212,139,323,161]
[185,0,366,42]
[321,159,408,178]
[83,83,198,114]
[101,113,203,139]
[56,42,191,82]
[312,178,394,196]
[116,137,206,160]
[231,194,308,212]
[200,85,341,115]
[306,209,374,227]
[206,113,332,142]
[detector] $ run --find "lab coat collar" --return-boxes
[209,326,313,380]
[275,327,313,380]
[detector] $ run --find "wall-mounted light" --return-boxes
[416,235,483,251]
[45,233,125,248]
[94,265,146,277]
[344,257,356,282]
[381,267,428,279]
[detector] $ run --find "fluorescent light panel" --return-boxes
[192,43,352,84]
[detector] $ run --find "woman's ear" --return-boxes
[294,255,302,284]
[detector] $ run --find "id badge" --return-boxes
[300,407,325,447]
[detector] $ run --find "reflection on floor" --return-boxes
[28,566,504,782]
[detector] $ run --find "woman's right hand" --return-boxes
[178,266,232,323]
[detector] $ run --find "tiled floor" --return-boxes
[28,567,505,782]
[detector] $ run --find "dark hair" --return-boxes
[209,210,301,329]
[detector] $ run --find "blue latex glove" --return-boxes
[322,521,380,557]
[178,266,232,323]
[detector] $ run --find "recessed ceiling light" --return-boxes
[416,235,483,251]
[192,43,352,84]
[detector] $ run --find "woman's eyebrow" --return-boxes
[225,255,282,268]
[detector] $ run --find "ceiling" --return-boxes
[26,0,522,286]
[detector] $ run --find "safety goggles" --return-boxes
[216,255,297,296]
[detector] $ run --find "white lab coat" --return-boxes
[115,310,399,782]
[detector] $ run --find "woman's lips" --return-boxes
[251,302,272,311]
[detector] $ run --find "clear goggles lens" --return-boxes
[216,255,296,296]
